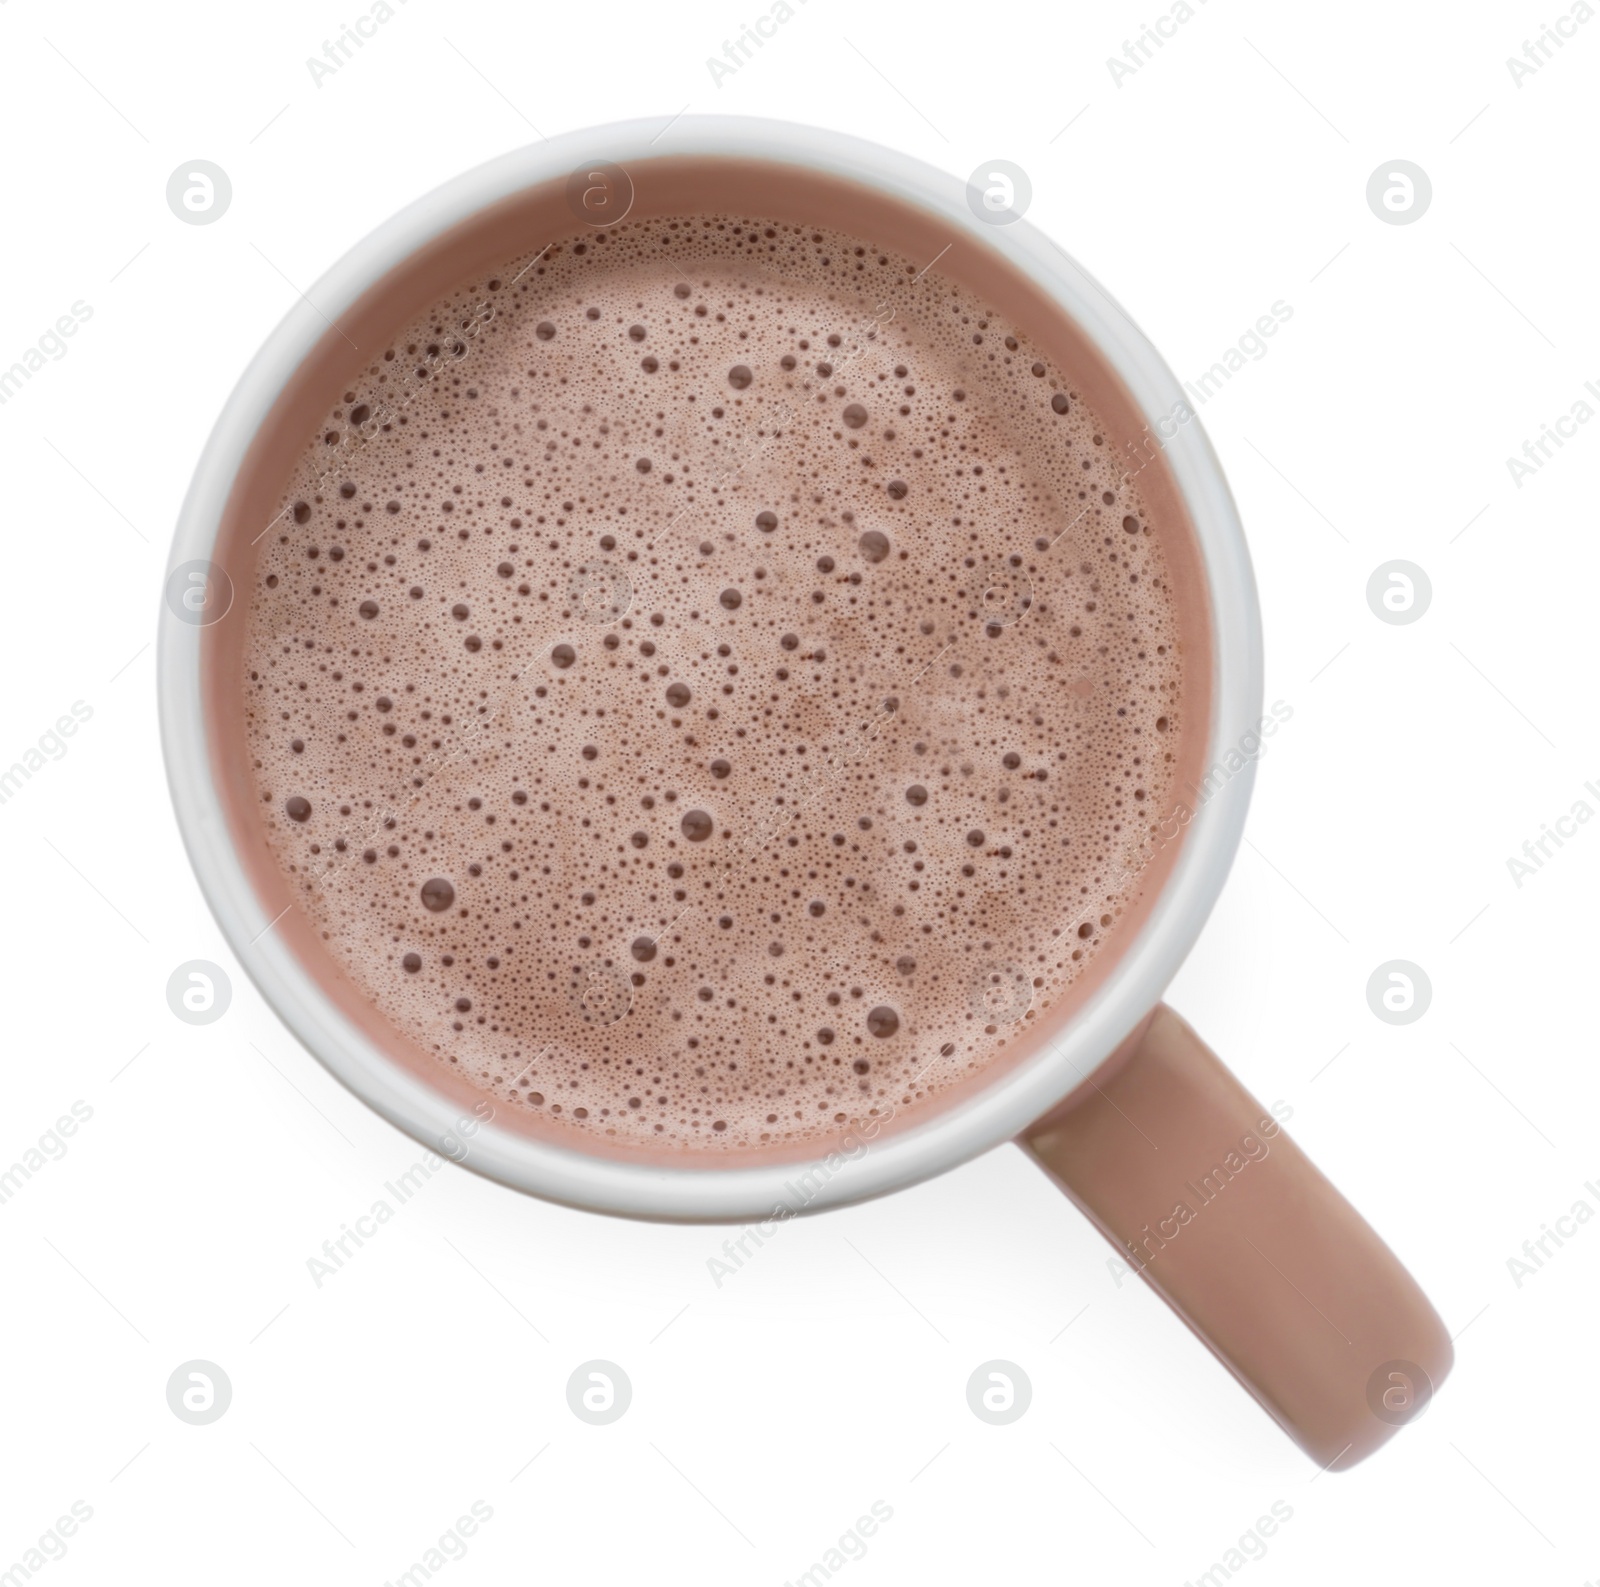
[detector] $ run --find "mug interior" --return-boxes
[160,118,1261,1220]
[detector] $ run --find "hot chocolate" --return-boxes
[221,165,1199,1155]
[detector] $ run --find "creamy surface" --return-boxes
[239,212,1187,1151]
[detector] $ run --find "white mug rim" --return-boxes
[158,115,1263,1222]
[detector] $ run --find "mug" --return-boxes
[159,114,1451,1470]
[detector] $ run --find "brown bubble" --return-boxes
[1051,393,1070,415]
[842,403,868,429]
[886,479,908,500]
[681,809,713,841]
[905,785,927,806]
[666,681,691,707]
[402,953,421,972]
[536,321,556,341]
[719,588,742,610]
[552,643,576,668]
[710,758,731,779]
[631,937,657,962]
[756,510,778,532]
[285,796,311,822]
[728,365,753,390]
[359,600,379,619]
[859,530,890,563]
[421,877,456,912]
[867,1006,900,1038]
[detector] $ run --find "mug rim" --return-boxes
[159,114,1264,1222]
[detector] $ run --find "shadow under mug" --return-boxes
[159,115,1451,1471]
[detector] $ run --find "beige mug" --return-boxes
[159,115,1451,1470]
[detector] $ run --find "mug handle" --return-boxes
[1018,1004,1452,1469]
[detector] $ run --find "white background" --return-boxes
[1,0,1596,1583]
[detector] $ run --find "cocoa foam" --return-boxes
[232,200,1192,1154]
